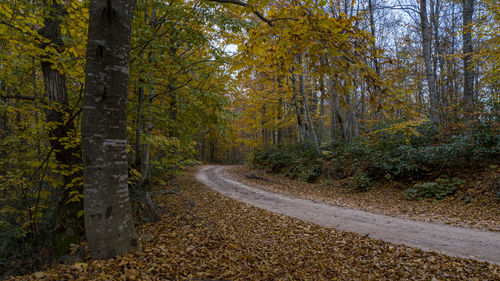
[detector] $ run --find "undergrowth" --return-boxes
[251,123,499,198]
[405,177,465,200]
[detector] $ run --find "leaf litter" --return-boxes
[228,166,500,232]
[10,167,499,280]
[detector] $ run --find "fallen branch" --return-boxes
[145,192,162,222]
[245,173,274,183]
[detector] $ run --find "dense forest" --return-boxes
[0,0,498,278]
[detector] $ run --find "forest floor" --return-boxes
[198,166,500,264]
[227,165,500,231]
[12,166,500,280]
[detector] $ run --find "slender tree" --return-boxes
[462,0,474,111]
[420,0,440,124]
[39,0,83,246]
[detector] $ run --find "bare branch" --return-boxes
[206,0,274,26]
[1,94,36,101]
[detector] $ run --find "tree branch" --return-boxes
[0,94,36,101]
[0,20,24,33]
[206,0,274,26]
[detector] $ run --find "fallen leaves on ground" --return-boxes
[11,166,500,280]
[229,166,500,231]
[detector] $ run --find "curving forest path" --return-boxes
[196,165,500,265]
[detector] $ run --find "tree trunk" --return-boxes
[368,0,380,76]
[262,103,267,145]
[140,85,154,187]
[319,76,325,143]
[209,141,215,163]
[419,0,440,124]
[134,86,144,169]
[0,83,8,139]
[291,71,305,141]
[298,55,320,153]
[277,95,283,146]
[82,0,139,259]
[39,0,83,242]
[462,0,474,111]
[141,6,157,186]
[328,78,340,140]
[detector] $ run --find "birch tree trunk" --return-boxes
[82,0,139,259]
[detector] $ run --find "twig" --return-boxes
[245,173,274,183]
[206,0,274,26]
[0,94,36,100]
[145,192,162,222]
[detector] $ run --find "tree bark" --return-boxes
[141,6,157,186]
[0,83,8,139]
[140,85,154,187]
[420,0,440,124]
[39,0,83,240]
[134,86,144,170]
[291,71,305,141]
[277,95,283,146]
[462,0,474,111]
[368,0,380,76]
[82,0,139,259]
[319,74,325,143]
[328,77,340,140]
[297,54,320,153]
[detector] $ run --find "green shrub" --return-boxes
[0,181,60,277]
[251,147,293,173]
[361,123,500,180]
[298,164,322,183]
[252,141,322,182]
[347,172,372,192]
[252,123,499,186]
[318,179,333,187]
[405,177,465,200]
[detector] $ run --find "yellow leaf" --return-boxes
[33,271,47,279]
[77,209,85,218]
[130,168,141,177]
[73,262,88,271]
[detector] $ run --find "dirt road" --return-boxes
[196,166,500,265]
